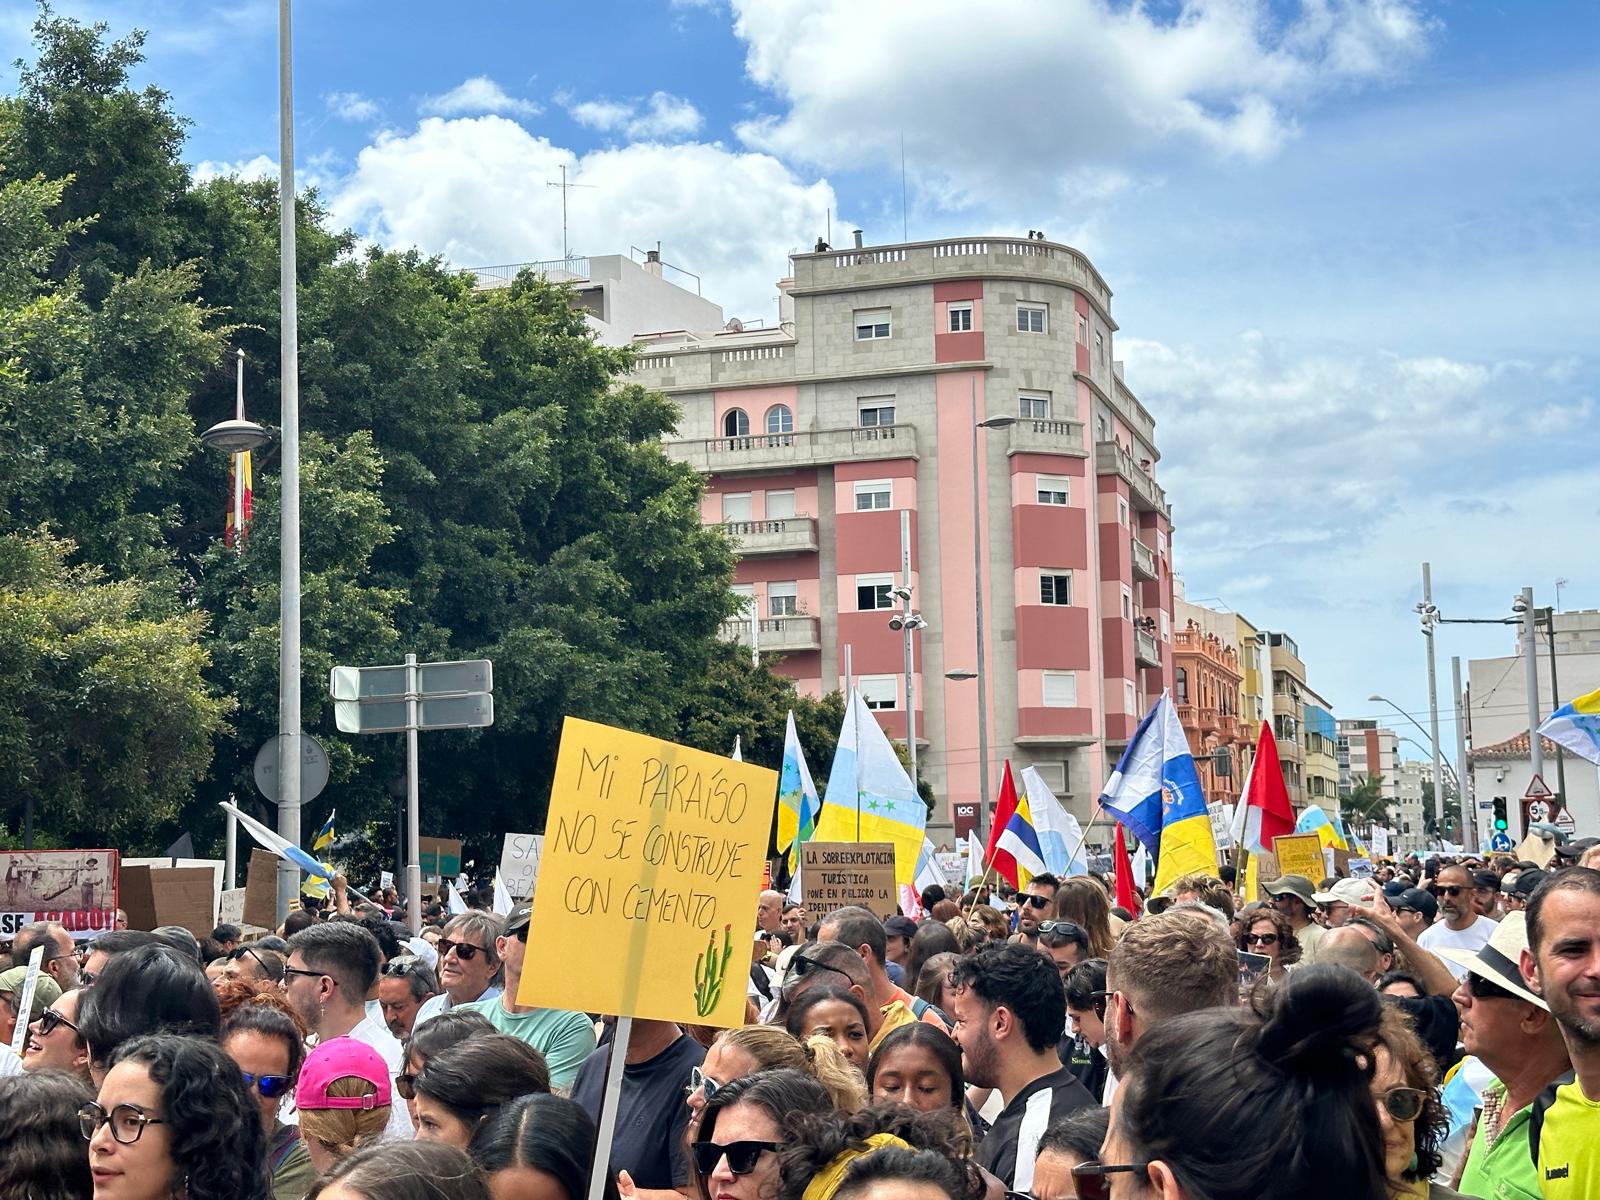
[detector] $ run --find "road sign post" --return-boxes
[330,657,494,932]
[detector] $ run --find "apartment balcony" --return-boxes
[1006,418,1087,459]
[722,518,819,557]
[1131,535,1157,581]
[720,615,821,654]
[1135,628,1161,668]
[1094,441,1170,517]
[665,425,918,474]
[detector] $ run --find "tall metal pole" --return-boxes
[233,351,246,544]
[1451,656,1474,853]
[1521,587,1545,794]
[275,0,303,925]
[900,509,918,792]
[971,380,991,845]
[225,801,238,891]
[405,653,422,933]
[1421,564,1446,838]
[1543,609,1567,809]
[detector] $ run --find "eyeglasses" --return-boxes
[35,1008,80,1037]
[436,938,489,962]
[1245,933,1279,946]
[1023,894,1053,909]
[785,955,853,989]
[1038,921,1085,938]
[1437,886,1466,897]
[1466,972,1515,1002]
[78,1102,166,1145]
[383,956,425,977]
[1380,1086,1427,1123]
[1069,1162,1149,1200]
[395,1071,417,1101]
[685,1065,723,1102]
[241,1070,293,1100]
[281,965,326,983]
[690,1139,784,1177]
[1086,988,1116,1020]
[226,946,280,980]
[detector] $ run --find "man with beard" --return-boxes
[949,943,1092,1188]
[1008,873,1061,948]
[1421,864,1499,981]
[1520,868,1600,1197]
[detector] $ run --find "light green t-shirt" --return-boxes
[459,995,597,1089]
[1536,1078,1600,1199]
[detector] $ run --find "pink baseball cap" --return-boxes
[296,1037,392,1110]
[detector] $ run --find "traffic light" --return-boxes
[1492,796,1508,831]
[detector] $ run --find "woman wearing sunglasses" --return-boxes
[692,1069,833,1200]
[1091,965,1390,1200]
[23,987,91,1081]
[223,1002,316,1200]
[1371,1007,1463,1199]
[85,1033,268,1200]
[1234,906,1300,982]
[687,1027,865,1139]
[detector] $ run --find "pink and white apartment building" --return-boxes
[631,236,1175,842]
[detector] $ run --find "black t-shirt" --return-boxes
[1057,1033,1108,1103]
[572,1033,706,1189]
[974,1066,1095,1187]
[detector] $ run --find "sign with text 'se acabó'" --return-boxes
[1272,833,1326,885]
[519,717,778,1029]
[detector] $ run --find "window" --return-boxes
[1096,414,1110,442]
[1031,761,1068,792]
[729,583,755,611]
[768,581,798,617]
[722,408,749,437]
[721,492,752,523]
[1036,475,1070,505]
[1094,330,1105,365]
[765,405,793,435]
[1118,498,1129,527]
[1175,667,1189,703]
[1156,529,1167,557]
[855,308,891,340]
[1040,572,1072,606]
[856,574,894,611]
[858,399,896,427]
[854,479,892,511]
[1019,391,1050,419]
[765,489,796,520]
[1125,680,1137,714]
[1017,303,1047,333]
[1121,585,1133,620]
[1043,671,1077,707]
[861,675,898,710]
[948,303,973,332]
[1076,313,1088,345]
[1160,611,1170,640]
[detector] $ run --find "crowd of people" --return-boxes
[0,844,1596,1200]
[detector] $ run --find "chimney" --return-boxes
[852,229,864,249]
[643,248,663,278]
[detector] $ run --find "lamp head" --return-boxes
[200,418,273,454]
[888,615,905,632]
[892,585,913,602]
[1511,596,1528,614]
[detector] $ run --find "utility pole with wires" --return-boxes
[546,165,595,262]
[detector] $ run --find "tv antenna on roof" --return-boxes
[546,164,595,261]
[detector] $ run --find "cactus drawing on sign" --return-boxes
[693,924,734,1017]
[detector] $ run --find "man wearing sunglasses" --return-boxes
[410,911,503,1031]
[816,908,952,1037]
[1006,873,1061,947]
[1419,864,1498,982]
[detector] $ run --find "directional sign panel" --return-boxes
[330,665,408,702]
[335,693,494,734]
[330,660,493,702]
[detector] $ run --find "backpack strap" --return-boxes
[908,995,952,1030]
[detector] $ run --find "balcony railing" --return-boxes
[666,425,918,473]
[1007,418,1087,458]
[721,518,819,556]
[1094,441,1170,517]
[461,257,591,289]
[1135,628,1161,668]
[1131,535,1157,581]
[720,615,821,654]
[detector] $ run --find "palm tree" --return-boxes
[1342,775,1391,834]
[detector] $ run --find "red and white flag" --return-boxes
[1229,720,1295,855]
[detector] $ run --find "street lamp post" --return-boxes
[890,509,927,793]
[1416,563,1447,836]
[968,379,1015,844]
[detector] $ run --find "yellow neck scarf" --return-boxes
[800,1134,914,1200]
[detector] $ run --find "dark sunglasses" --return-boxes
[691,1139,783,1177]
[383,956,425,977]
[1245,932,1279,946]
[395,1071,417,1100]
[1466,972,1515,1002]
[1022,894,1053,909]
[1381,1086,1427,1123]
[35,1008,80,1037]
[1070,1162,1149,1200]
[1437,886,1466,897]
[241,1070,293,1100]
[785,955,852,988]
[437,938,489,962]
[1038,920,1085,937]
[281,965,326,982]
[226,946,282,981]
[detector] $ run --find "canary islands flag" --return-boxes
[312,810,337,853]
[1098,695,1216,895]
[812,688,927,885]
[775,711,820,868]
[1540,686,1600,766]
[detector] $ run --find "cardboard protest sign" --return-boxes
[120,865,216,937]
[218,888,246,927]
[244,850,281,931]
[1272,833,1325,884]
[519,717,777,1029]
[419,837,462,881]
[1369,826,1390,858]
[498,833,543,900]
[0,850,118,942]
[800,842,897,921]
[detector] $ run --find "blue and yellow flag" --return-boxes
[1099,695,1216,894]
[312,810,337,853]
[812,689,927,885]
[776,712,820,870]
[1540,687,1600,766]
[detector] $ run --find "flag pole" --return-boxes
[1059,799,1107,878]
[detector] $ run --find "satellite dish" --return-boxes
[725,318,744,333]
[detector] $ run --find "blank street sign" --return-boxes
[335,693,494,735]
[330,660,493,702]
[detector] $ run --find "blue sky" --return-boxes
[4,0,1596,752]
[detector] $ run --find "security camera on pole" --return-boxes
[888,510,928,793]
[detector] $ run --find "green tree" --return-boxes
[1342,774,1391,829]
[0,530,228,844]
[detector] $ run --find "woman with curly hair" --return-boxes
[1236,904,1301,981]
[0,1070,94,1200]
[88,1033,269,1200]
[773,1100,984,1200]
[1051,878,1115,959]
[691,1070,834,1200]
[1372,1005,1464,1199]
[687,1025,865,1138]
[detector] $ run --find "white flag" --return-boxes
[491,871,513,916]
[445,882,469,916]
[1020,766,1087,876]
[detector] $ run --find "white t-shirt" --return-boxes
[348,1014,414,1140]
[1418,914,1498,980]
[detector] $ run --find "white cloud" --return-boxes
[731,0,1431,201]
[192,154,278,184]
[563,91,703,141]
[420,76,542,118]
[327,91,381,122]
[328,116,834,321]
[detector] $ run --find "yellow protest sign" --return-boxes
[519,717,778,1028]
[1272,833,1325,885]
